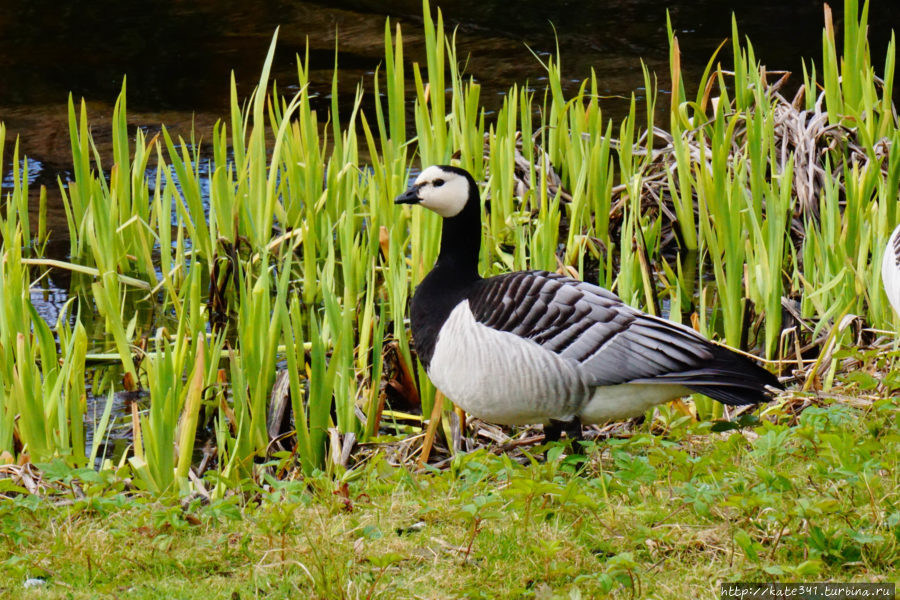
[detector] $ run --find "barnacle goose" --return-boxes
[883,223,900,316]
[396,165,782,439]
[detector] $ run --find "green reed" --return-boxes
[0,205,87,463]
[131,268,222,494]
[1,0,898,486]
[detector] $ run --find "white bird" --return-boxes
[882,223,900,317]
[395,165,782,440]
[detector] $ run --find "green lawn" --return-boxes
[3,392,898,599]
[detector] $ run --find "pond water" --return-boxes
[3,1,896,191]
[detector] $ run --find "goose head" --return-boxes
[394,165,475,218]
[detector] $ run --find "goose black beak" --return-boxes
[394,185,422,205]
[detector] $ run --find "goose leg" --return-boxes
[544,418,583,443]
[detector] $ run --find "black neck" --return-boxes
[409,176,482,368]
[431,168,482,280]
[433,201,481,279]
[410,167,481,368]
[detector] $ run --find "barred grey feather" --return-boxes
[467,271,774,404]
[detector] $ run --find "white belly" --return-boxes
[426,301,690,425]
[577,383,690,423]
[427,301,588,425]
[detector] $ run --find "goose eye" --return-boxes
[433,178,445,188]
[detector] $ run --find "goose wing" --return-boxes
[467,270,778,404]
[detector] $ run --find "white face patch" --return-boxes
[413,165,471,218]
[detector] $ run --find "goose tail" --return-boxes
[649,343,782,406]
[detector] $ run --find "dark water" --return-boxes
[2,1,897,178]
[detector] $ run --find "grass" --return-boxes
[1,392,898,598]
